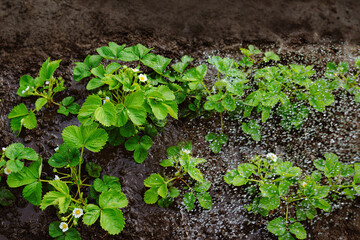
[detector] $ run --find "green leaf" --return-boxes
[5,143,39,161]
[296,208,307,221]
[260,184,279,197]
[62,124,108,152]
[73,55,103,81]
[83,204,101,225]
[289,222,306,239]
[157,184,168,198]
[205,132,228,154]
[94,178,108,192]
[86,162,101,178]
[0,187,16,207]
[78,95,102,124]
[279,180,292,196]
[148,100,169,120]
[183,65,207,82]
[279,231,296,240]
[354,163,360,184]
[141,53,172,74]
[171,55,193,73]
[17,75,35,97]
[242,121,261,141]
[96,42,126,60]
[232,175,248,186]
[6,160,24,173]
[48,144,80,168]
[126,106,147,125]
[144,187,159,204]
[306,208,317,220]
[267,217,287,236]
[144,174,165,187]
[188,167,204,182]
[183,192,196,211]
[119,44,151,61]
[49,221,64,238]
[94,101,116,127]
[22,111,37,129]
[63,228,81,240]
[22,181,42,205]
[86,77,105,90]
[49,180,69,195]
[313,186,329,198]
[159,159,173,167]
[260,196,280,210]
[103,175,122,190]
[120,121,135,137]
[224,169,239,185]
[194,180,211,192]
[169,187,180,198]
[261,92,279,107]
[125,135,153,163]
[196,192,212,209]
[100,208,125,235]
[124,91,147,125]
[222,95,236,111]
[8,104,29,119]
[100,190,128,209]
[39,58,61,80]
[244,90,263,106]
[7,161,42,187]
[263,52,280,62]
[40,190,71,213]
[35,98,47,111]
[114,104,128,127]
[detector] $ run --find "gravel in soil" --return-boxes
[1,0,360,239]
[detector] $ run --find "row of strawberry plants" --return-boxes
[1,42,360,239]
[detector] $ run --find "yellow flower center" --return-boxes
[61,223,67,229]
[75,210,81,215]
[5,168,11,174]
[140,76,145,81]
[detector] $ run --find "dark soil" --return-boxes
[1,0,360,239]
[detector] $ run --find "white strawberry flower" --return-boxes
[54,146,59,152]
[4,167,11,175]
[2,147,6,151]
[72,208,83,218]
[182,149,191,154]
[138,74,148,83]
[131,68,140,72]
[59,222,68,232]
[54,175,60,180]
[103,96,110,105]
[45,81,49,85]
[266,153,278,162]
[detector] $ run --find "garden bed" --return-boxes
[1,1,360,239]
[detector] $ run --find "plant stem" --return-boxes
[201,81,212,96]
[180,178,192,190]
[40,179,73,183]
[286,204,289,222]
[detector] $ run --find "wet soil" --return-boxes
[1,0,360,239]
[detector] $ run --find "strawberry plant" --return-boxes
[72,43,198,163]
[144,141,212,210]
[2,123,128,239]
[224,153,360,239]
[8,58,80,135]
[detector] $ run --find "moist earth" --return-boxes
[1,0,360,239]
